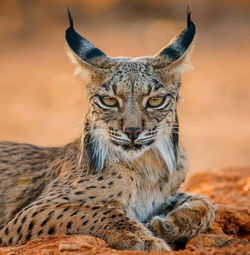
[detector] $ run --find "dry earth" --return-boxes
[0,167,249,255]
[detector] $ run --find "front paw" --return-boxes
[110,230,170,251]
[147,216,176,242]
[143,236,171,251]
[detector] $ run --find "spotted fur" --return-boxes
[0,8,215,251]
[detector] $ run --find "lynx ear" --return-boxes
[152,6,195,69]
[65,9,111,69]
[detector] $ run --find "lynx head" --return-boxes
[65,8,195,173]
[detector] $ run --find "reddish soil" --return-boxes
[0,167,249,255]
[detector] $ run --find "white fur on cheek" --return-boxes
[153,133,176,174]
[92,128,119,171]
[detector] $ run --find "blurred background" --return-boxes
[0,0,249,173]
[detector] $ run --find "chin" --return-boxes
[111,142,153,162]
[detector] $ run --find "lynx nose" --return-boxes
[124,127,142,142]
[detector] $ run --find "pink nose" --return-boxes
[124,127,142,142]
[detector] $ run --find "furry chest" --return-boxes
[125,175,171,222]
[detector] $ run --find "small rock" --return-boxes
[186,233,234,249]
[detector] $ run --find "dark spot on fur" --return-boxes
[32,212,38,217]
[9,237,13,245]
[67,222,72,229]
[103,209,113,215]
[41,217,50,227]
[82,220,88,225]
[28,221,34,231]
[97,176,104,181]
[86,185,96,189]
[21,216,27,223]
[117,191,123,197]
[75,191,83,195]
[71,211,78,216]
[63,207,69,212]
[48,227,55,235]
[57,214,63,219]
[26,232,32,241]
[17,226,22,234]
[37,230,43,236]
[5,227,9,235]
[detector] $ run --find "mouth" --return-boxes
[110,138,155,151]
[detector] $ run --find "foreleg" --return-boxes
[0,201,170,251]
[147,192,216,244]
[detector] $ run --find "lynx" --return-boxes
[0,9,215,251]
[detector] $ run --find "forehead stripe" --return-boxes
[152,79,164,90]
[101,83,109,90]
[112,84,117,94]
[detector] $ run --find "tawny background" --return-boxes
[0,0,249,173]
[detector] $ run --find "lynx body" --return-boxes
[0,9,215,250]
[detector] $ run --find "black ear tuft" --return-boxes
[67,8,74,29]
[187,5,195,32]
[155,5,196,68]
[65,9,107,67]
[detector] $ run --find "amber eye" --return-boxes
[147,96,165,108]
[101,96,118,107]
